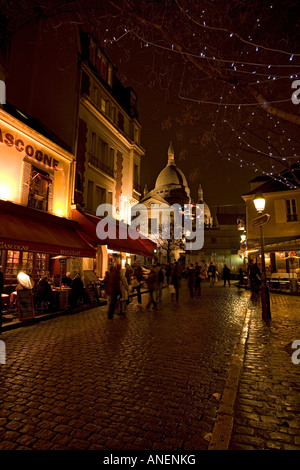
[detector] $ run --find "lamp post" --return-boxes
[253,193,271,322]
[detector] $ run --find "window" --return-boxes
[81,70,90,95]
[35,253,49,280]
[286,199,298,222]
[101,98,109,115]
[118,112,124,131]
[22,252,34,272]
[93,87,98,104]
[108,65,113,87]
[27,168,52,212]
[111,106,116,123]
[107,191,113,205]
[87,180,94,211]
[6,250,20,278]
[134,164,139,185]
[109,148,114,171]
[90,132,96,154]
[96,186,106,207]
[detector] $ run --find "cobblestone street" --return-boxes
[0,282,299,452]
[230,293,300,450]
[0,282,249,451]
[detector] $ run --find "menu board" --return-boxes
[17,290,35,321]
[86,285,99,305]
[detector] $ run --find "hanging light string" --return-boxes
[212,119,299,189]
[223,116,299,163]
[213,137,298,189]
[210,95,299,188]
[116,30,300,69]
[177,56,293,107]
[174,0,300,58]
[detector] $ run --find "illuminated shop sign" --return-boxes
[0,127,59,170]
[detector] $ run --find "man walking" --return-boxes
[146,267,158,310]
[222,264,231,287]
[194,262,201,296]
[208,262,216,287]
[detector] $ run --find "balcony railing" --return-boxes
[89,153,114,178]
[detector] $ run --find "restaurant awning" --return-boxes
[72,208,156,258]
[247,236,300,253]
[0,200,96,257]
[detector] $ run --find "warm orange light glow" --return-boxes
[0,180,17,201]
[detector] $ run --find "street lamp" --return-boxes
[253,193,266,213]
[253,193,271,322]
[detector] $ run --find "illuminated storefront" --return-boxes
[0,108,95,287]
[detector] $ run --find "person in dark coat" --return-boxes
[35,275,55,310]
[146,267,158,309]
[207,262,216,287]
[62,272,72,287]
[186,264,195,298]
[133,263,144,304]
[247,260,262,293]
[106,266,122,319]
[171,262,181,301]
[165,264,171,285]
[194,262,201,296]
[0,271,4,334]
[222,264,231,287]
[71,273,85,307]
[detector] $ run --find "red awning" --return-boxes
[0,200,96,257]
[72,209,156,258]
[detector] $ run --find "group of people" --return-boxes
[104,262,162,318]
[33,272,85,310]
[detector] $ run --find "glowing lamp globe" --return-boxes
[253,193,265,213]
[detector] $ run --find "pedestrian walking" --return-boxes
[119,268,129,315]
[200,260,207,282]
[222,264,231,287]
[186,264,195,298]
[132,263,144,304]
[194,262,201,296]
[125,263,133,286]
[247,260,262,293]
[0,270,3,335]
[146,267,158,309]
[156,263,164,302]
[165,263,171,285]
[171,262,181,301]
[207,262,216,287]
[106,266,122,319]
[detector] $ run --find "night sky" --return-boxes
[3,0,300,208]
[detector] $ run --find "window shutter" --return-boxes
[47,177,54,212]
[274,199,286,223]
[20,162,31,205]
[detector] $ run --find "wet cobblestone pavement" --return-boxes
[0,283,299,451]
[230,293,300,450]
[0,282,248,451]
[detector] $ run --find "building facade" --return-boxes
[0,106,95,288]
[72,31,154,276]
[2,21,155,284]
[242,167,300,275]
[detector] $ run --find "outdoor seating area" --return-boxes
[268,272,299,292]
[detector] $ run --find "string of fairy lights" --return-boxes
[101,5,300,188]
